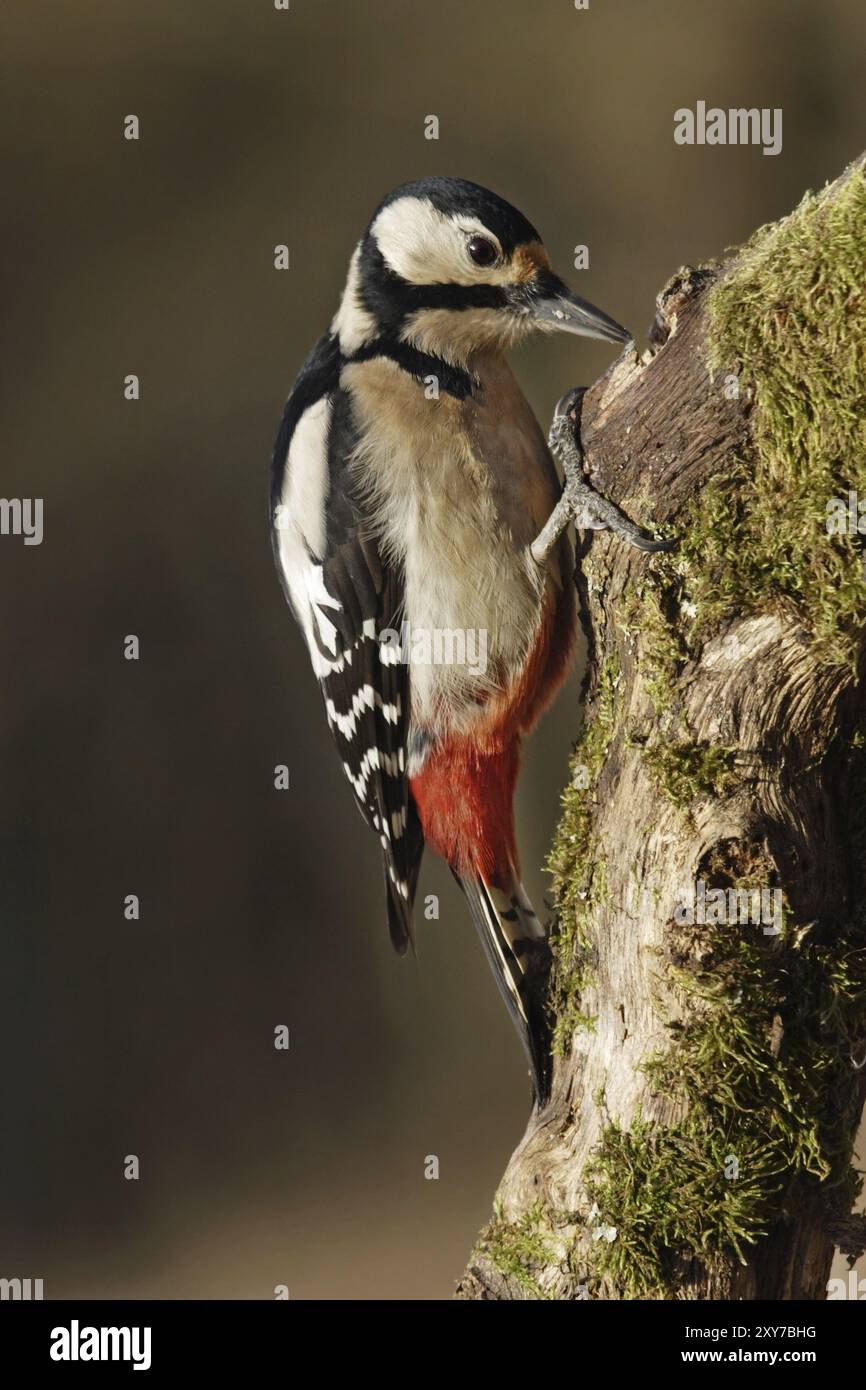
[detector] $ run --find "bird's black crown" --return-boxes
[369,176,542,253]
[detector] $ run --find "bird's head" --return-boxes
[333,176,631,364]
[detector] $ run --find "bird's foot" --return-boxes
[549,388,676,554]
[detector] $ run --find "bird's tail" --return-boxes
[455,864,552,1103]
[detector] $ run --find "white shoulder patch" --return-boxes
[282,394,331,557]
[274,395,341,669]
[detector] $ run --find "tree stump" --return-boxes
[458,155,866,1301]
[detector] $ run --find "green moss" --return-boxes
[640,740,737,808]
[474,1201,558,1300]
[540,164,866,1298]
[617,165,866,760]
[583,1117,783,1298]
[548,655,622,915]
[546,657,621,1052]
[687,164,866,665]
[622,579,685,721]
[583,865,866,1298]
[622,582,738,809]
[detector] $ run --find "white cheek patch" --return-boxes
[331,243,377,353]
[372,196,513,289]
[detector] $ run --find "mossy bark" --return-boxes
[458,156,866,1301]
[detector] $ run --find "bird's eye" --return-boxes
[467,235,498,267]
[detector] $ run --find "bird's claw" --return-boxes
[548,388,588,483]
[549,388,676,555]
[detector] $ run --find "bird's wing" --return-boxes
[271,335,422,951]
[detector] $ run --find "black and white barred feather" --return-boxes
[270,332,423,950]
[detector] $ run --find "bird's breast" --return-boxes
[341,353,569,740]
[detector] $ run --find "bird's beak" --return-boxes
[528,272,631,345]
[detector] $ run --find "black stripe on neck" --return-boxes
[348,339,478,401]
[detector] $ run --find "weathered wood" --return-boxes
[458,157,866,1301]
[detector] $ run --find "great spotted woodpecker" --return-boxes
[271,177,669,1102]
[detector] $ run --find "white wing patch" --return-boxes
[283,394,331,556]
[275,395,345,674]
[305,563,342,656]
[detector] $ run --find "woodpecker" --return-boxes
[271,177,668,1102]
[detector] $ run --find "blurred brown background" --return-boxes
[0,0,863,1299]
